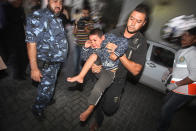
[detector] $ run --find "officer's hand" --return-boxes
[106,42,118,53]
[167,83,178,91]
[109,53,118,61]
[31,69,43,82]
[92,64,102,74]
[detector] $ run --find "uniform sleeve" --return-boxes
[81,46,93,61]
[25,11,42,43]
[105,33,128,57]
[113,37,128,57]
[187,49,196,81]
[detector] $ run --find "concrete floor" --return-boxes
[0,44,196,131]
[0,67,196,131]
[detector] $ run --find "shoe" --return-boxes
[89,120,99,131]
[32,108,45,121]
[47,99,56,106]
[68,83,84,91]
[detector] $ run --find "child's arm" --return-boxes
[81,40,93,61]
[113,37,128,58]
[105,34,128,61]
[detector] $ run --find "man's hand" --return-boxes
[167,83,178,91]
[31,69,43,82]
[91,64,102,73]
[106,42,118,53]
[109,53,118,61]
[85,40,92,48]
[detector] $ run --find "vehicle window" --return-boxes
[150,46,174,68]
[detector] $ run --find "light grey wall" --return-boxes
[117,0,144,27]
[117,0,196,43]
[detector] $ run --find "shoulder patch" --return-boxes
[179,56,185,62]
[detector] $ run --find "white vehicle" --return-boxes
[139,40,196,106]
[139,40,178,93]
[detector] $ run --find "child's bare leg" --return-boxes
[67,54,98,83]
[80,105,95,122]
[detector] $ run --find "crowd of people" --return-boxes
[0,0,196,131]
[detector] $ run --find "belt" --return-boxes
[37,60,62,69]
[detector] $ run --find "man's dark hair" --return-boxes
[48,0,64,3]
[89,28,104,38]
[133,3,150,22]
[188,27,196,35]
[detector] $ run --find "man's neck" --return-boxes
[123,29,136,39]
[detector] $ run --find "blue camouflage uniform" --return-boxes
[25,8,68,113]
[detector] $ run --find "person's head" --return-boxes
[62,6,71,19]
[126,4,149,34]
[81,8,90,18]
[89,28,105,48]
[181,27,196,47]
[48,0,64,16]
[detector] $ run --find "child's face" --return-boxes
[89,34,105,48]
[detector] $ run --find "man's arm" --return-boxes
[175,77,194,87]
[106,40,143,76]
[27,42,42,82]
[168,77,194,91]
[119,54,142,76]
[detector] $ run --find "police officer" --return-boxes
[25,0,68,120]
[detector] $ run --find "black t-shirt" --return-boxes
[110,25,148,83]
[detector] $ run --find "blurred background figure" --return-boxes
[161,15,196,44]
[1,0,28,80]
[30,0,41,13]
[71,8,82,24]
[60,5,72,26]
[60,5,78,77]
[68,5,95,91]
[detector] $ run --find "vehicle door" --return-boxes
[139,41,176,93]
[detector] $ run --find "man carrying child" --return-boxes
[67,28,128,122]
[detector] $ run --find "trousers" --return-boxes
[88,69,115,105]
[32,61,61,113]
[157,91,194,131]
[94,62,128,126]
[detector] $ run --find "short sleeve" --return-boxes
[187,49,196,81]
[25,11,42,43]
